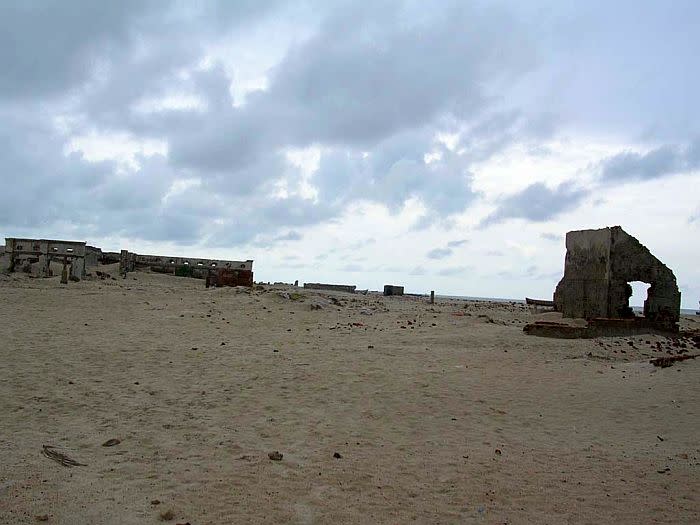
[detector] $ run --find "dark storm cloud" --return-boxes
[0,1,281,100]
[0,1,148,99]
[480,182,589,228]
[262,2,532,147]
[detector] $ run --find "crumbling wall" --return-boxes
[3,238,87,279]
[118,249,252,276]
[607,227,680,326]
[85,246,102,268]
[553,228,612,319]
[554,226,680,328]
[303,283,356,293]
[383,285,404,296]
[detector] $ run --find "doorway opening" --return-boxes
[627,281,650,317]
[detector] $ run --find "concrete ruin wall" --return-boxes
[383,285,404,296]
[554,226,680,327]
[85,246,102,268]
[119,249,253,279]
[2,238,87,279]
[101,251,121,264]
[303,283,357,293]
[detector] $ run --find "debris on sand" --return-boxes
[101,438,121,447]
[42,445,86,467]
[333,452,342,459]
[268,451,283,461]
[159,509,174,521]
[650,354,698,368]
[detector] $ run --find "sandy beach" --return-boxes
[1,267,698,524]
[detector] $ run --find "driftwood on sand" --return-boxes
[42,445,86,467]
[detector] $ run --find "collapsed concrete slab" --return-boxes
[553,226,680,330]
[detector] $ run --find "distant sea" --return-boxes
[437,294,699,316]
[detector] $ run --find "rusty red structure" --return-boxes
[205,268,254,288]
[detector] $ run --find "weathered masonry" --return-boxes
[553,226,680,329]
[383,285,404,296]
[303,283,357,293]
[0,238,87,279]
[119,250,253,282]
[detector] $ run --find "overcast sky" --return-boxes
[2,1,698,307]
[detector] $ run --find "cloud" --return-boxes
[410,266,426,276]
[599,141,700,182]
[427,247,452,260]
[0,2,281,100]
[263,3,533,147]
[0,2,526,245]
[446,239,469,248]
[348,238,376,249]
[480,182,589,228]
[273,231,303,242]
[540,232,560,242]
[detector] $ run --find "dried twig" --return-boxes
[42,445,86,467]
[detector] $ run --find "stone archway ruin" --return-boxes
[553,226,680,330]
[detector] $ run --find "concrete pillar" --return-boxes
[71,258,85,279]
[60,259,68,284]
[37,255,49,277]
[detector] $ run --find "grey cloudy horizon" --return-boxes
[1,0,698,307]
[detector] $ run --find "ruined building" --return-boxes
[119,250,254,286]
[553,226,680,329]
[0,238,87,279]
